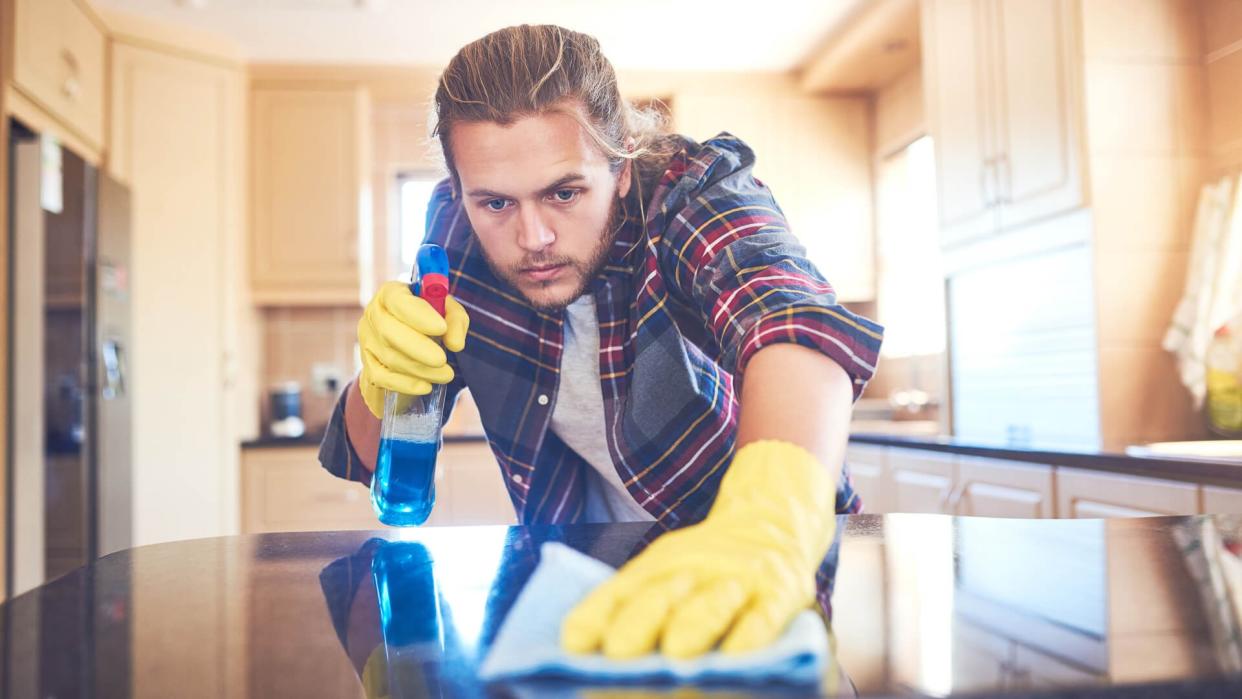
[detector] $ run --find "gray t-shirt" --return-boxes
[549,296,655,523]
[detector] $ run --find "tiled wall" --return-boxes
[259,305,486,438]
[1204,0,1242,174]
[260,307,360,435]
[1081,0,1211,448]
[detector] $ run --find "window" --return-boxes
[875,136,945,358]
[393,173,442,280]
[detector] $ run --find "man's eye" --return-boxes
[485,199,510,212]
[552,189,579,203]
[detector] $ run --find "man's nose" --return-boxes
[516,205,555,253]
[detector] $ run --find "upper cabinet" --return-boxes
[922,0,1086,248]
[10,0,107,152]
[250,84,372,305]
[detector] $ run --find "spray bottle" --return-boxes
[371,244,450,526]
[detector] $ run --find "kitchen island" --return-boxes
[4,515,1242,698]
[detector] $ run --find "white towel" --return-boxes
[1164,174,1242,408]
[477,542,830,686]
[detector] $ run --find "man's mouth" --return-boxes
[520,263,567,282]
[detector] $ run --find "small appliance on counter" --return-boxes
[268,381,306,439]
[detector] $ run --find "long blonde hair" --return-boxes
[432,24,676,198]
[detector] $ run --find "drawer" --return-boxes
[12,0,107,148]
[1056,468,1199,518]
[243,447,401,533]
[443,442,517,525]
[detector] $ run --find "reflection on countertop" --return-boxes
[6,515,1242,697]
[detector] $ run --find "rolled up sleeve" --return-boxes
[657,134,883,399]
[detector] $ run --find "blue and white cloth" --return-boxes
[478,542,830,686]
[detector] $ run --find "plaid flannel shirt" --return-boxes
[319,133,883,613]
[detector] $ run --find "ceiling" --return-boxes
[92,0,865,71]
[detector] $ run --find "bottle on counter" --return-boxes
[1205,321,1242,437]
[371,244,450,526]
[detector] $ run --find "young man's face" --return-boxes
[449,102,632,311]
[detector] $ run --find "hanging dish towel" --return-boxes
[1164,173,1242,407]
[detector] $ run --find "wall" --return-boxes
[1080,0,1210,449]
[1204,0,1242,175]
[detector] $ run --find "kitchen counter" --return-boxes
[5,515,1242,697]
[851,432,1242,489]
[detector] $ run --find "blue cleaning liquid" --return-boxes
[373,438,438,526]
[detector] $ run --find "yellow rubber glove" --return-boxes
[561,440,837,660]
[357,281,469,418]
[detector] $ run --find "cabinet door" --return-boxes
[1056,468,1199,518]
[889,449,957,514]
[242,447,391,533]
[443,442,518,525]
[990,0,1085,231]
[846,444,892,514]
[921,0,998,248]
[251,86,369,305]
[1203,486,1242,514]
[110,44,247,545]
[956,456,1054,518]
[12,0,106,149]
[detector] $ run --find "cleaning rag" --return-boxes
[477,541,830,686]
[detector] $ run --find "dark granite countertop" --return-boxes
[5,515,1242,697]
[850,432,1242,488]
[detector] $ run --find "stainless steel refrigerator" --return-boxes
[7,119,133,596]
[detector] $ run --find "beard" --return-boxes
[480,197,624,312]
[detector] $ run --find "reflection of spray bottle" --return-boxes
[372,244,450,526]
[370,541,444,698]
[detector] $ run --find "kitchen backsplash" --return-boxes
[259,305,485,438]
[261,306,360,435]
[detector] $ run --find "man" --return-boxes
[320,24,882,661]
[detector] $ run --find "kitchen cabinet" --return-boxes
[109,42,247,546]
[955,456,1055,519]
[250,84,371,305]
[1056,468,1198,518]
[921,0,1085,248]
[888,450,956,514]
[9,0,106,152]
[846,444,892,514]
[241,442,516,533]
[1202,485,1242,514]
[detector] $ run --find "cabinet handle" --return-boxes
[60,49,81,101]
[998,154,1012,204]
[980,157,995,207]
[941,480,968,513]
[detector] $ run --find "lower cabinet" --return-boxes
[1203,485,1242,514]
[241,442,517,533]
[1055,468,1199,518]
[850,442,1220,519]
[889,450,957,514]
[845,444,892,515]
[956,456,1055,519]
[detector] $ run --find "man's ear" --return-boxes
[617,158,633,199]
[617,136,635,199]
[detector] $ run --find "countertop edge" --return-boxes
[850,433,1242,488]
[241,434,489,449]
